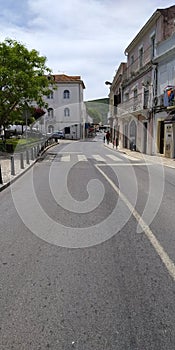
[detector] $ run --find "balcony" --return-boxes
[117,93,144,118]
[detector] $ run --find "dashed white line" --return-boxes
[99,163,153,166]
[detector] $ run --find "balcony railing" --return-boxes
[117,93,144,117]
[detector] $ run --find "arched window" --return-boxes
[129,120,137,149]
[130,120,137,138]
[47,91,53,99]
[48,108,54,118]
[64,107,70,117]
[48,125,54,133]
[63,90,70,99]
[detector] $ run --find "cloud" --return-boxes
[0,0,175,100]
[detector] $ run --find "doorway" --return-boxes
[143,122,147,153]
[159,121,164,154]
[123,124,128,148]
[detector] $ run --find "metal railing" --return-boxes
[0,138,55,185]
[117,93,144,117]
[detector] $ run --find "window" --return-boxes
[65,127,70,134]
[151,35,156,59]
[131,55,134,65]
[64,107,70,117]
[48,108,54,117]
[143,87,149,108]
[139,47,143,68]
[63,90,70,99]
[48,125,54,133]
[130,120,137,138]
[124,92,129,102]
[47,91,53,99]
[134,88,138,99]
[114,93,121,106]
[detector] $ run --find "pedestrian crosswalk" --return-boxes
[46,153,141,164]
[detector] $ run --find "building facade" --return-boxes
[36,74,86,140]
[153,31,175,158]
[106,63,127,144]
[109,5,175,156]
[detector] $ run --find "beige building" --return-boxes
[108,5,175,156]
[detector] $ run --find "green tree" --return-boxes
[0,38,54,132]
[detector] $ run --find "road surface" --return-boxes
[0,138,175,349]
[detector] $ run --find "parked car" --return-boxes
[48,131,65,140]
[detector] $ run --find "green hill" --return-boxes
[85,98,109,124]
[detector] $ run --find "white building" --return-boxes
[152,31,175,157]
[36,74,86,139]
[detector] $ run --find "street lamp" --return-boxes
[105,81,113,142]
[105,81,112,86]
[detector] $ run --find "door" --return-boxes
[143,122,147,153]
[124,124,128,148]
[159,121,164,154]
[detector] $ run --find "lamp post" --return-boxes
[105,81,112,86]
[105,80,113,142]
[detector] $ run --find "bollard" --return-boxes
[37,144,40,156]
[26,149,30,164]
[11,155,15,176]
[31,147,34,161]
[20,153,24,169]
[0,164,3,184]
[34,146,37,159]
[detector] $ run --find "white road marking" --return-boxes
[92,155,106,162]
[122,154,140,161]
[77,155,88,162]
[99,163,153,166]
[96,164,175,281]
[60,155,70,162]
[106,154,123,162]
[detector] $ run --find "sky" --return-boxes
[0,0,175,101]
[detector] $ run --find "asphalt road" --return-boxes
[0,137,175,349]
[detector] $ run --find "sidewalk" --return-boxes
[0,142,56,192]
[104,141,175,169]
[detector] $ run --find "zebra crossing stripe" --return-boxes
[61,155,70,162]
[106,154,123,162]
[92,155,105,162]
[77,155,88,161]
[122,154,140,161]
